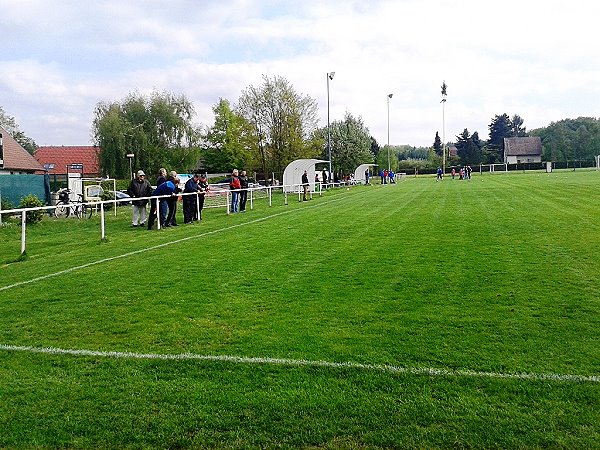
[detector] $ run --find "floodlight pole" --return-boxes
[387,93,393,171]
[327,71,335,182]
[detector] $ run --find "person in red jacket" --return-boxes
[229,169,241,213]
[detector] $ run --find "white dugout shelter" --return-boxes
[354,164,377,184]
[282,159,329,193]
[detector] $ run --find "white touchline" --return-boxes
[0,196,347,292]
[0,344,598,384]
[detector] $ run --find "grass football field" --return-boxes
[1,170,599,448]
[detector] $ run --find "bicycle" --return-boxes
[54,188,93,219]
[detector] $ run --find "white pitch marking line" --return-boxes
[0,196,346,292]
[1,344,598,384]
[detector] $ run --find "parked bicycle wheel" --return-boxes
[73,204,83,219]
[83,203,94,219]
[54,201,70,218]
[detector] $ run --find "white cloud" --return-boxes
[0,0,598,147]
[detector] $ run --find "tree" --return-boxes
[315,112,374,175]
[487,113,529,163]
[0,106,38,154]
[487,113,512,162]
[203,98,255,172]
[530,117,600,162]
[433,131,442,156]
[237,75,320,179]
[370,137,381,158]
[92,91,200,178]
[455,128,482,165]
[511,114,527,137]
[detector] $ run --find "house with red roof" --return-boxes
[0,126,49,207]
[34,145,101,177]
[0,125,44,174]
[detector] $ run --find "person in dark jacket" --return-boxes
[147,178,178,230]
[182,174,201,224]
[197,174,209,220]
[238,170,249,212]
[301,170,309,201]
[126,170,152,227]
[165,171,181,226]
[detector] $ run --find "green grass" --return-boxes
[1,171,599,449]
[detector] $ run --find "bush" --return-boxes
[19,194,44,224]
[1,197,14,211]
[100,191,115,210]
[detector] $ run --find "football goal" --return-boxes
[479,163,508,174]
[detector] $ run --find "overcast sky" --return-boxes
[1,0,599,148]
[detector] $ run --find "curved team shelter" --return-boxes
[282,159,376,194]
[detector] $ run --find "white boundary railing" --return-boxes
[0,181,358,257]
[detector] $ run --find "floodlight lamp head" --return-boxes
[328,72,335,80]
[388,93,393,98]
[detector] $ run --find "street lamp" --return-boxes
[387,93,393,171]
[327,71,335,183]
[126,153,135,179]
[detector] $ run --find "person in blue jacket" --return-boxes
[147,178,178,230]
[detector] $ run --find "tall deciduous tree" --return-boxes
[314,112,374,175]
[203,98,255,172]
[237,75,319,178]
[0,106,38,154]
[93,91,200,179]
[331,113,375,175]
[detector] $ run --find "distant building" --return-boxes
[503,137,542,164]
[34,146,101,177]
[0,126,45,174]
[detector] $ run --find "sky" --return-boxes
[1,0,599,148]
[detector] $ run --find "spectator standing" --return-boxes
[165,171,181,226]
[126,170,152,227]
[197,174,209,220]
[301,170,309,201]
[155,168,168,226]
[365,169,370,185]
[147,178,177,230]
[239,170,249,212]
[182,173,201,224]
[322,169,328,187]
[436,167,443,180]
[229,169,241,213]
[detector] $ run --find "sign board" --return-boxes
[68,163,84,170]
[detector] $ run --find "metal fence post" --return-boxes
[21,211,26,255]
[100,202,106,240]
